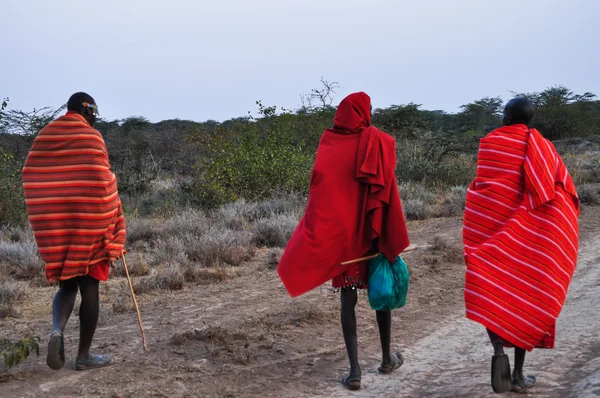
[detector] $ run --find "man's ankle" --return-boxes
[493,342,505,356]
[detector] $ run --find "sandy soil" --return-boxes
[0,207,598,398]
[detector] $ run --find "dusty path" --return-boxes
[317,208,600,398]
[0,209,598,397]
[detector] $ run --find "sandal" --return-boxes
[511,375,536,393]
[491,354,512,393]
[378,352,404,374]
[341,375,361,391]
[46,331,65,370]
[75,354,114,371]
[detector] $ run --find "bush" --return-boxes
[429,235,450,251]
[244,195,306,221]
[403,199,433,221]
[251,214,299,248]
[150,236,189,267]
[434,186,467,217]
[0,336,40,370]
[190,119,314,208]
[0,149,26,227]
[181,263,232,284]
[0,226,33,244]
[111,253,151,277]
[396,133,476,187]
[578,184,600,205]
[133,267,185,294]
[0,241,44,280]
[184,228,255,267]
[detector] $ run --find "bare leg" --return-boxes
[341,287,361,381]
[513,347,526,382]
[487,328,511,393]
[376,310,393,367]
[52,278,79,333]
[76,276,100,360]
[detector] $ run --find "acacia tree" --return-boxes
[513,86,599,139]
[457,97,503,135]
[1,105,65,137]
[300,77,339,109]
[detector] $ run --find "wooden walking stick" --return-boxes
[340,243,418,266]
[122,251,148,351]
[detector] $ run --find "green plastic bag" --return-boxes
[367,254,410,311]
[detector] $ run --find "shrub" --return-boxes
[429,235,450,251]
[403,199,433,221]
[399,182,437,203]
[244,194,306,221]
[434,186,467,217]
[111,252,151,277]
[0,336,40,370]
[133,267,185,294]
[181,263,232,284]
[251,214,299,248]
[186,228,255,267]
[190,120,314,208]
[0,226,33,244]
[0,241,44,280]
[150,236,189,267]
[0,149,26,227]
[578,183,600,205]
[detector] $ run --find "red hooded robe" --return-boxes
[277,92,410,297]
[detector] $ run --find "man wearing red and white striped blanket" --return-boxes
[463,98,580,393]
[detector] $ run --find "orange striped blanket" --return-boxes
[463,124,579,351]
[22,112,126,282]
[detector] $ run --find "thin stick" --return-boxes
[122,251,148,351]
[340,244,418,266]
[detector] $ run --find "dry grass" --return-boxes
[0,280,25,319]
[427,235,464,264]
[265,248,284,270]
[111,252,151,277]
[170,326,254,364]
[107,281,136,314]
[133,267,185,294]
[429,235,450,251]
[250,301,327,331]
[180,263,233,284]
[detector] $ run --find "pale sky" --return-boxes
[1,0,599,122]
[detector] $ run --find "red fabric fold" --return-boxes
[277,92,410,297]
[463,124,580,350]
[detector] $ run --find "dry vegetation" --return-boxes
[0,138,599,376]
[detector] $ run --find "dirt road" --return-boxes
[1,208,598,397]
[319,234,600,398]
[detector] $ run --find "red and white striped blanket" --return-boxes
[463,124,579,351]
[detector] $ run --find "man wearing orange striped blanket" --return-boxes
[463,98,579,393]
[22,92,126,371]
